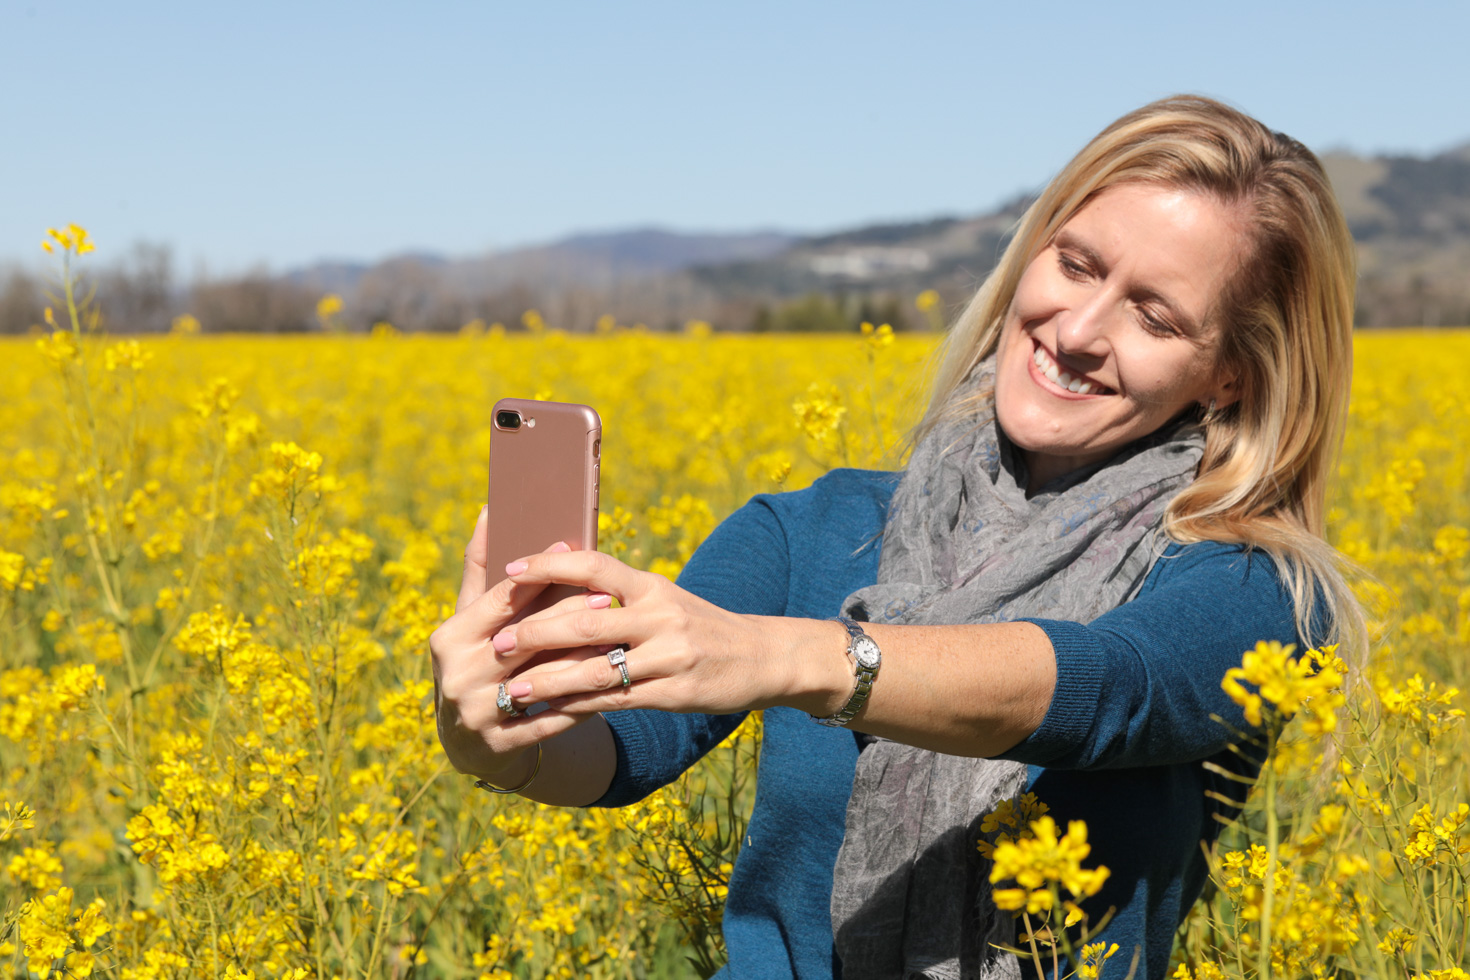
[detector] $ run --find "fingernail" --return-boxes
[505,560,528,575]
[507,681,533,698]
[492,631,516,653]
[586,592,612,609]
[550,541,571,553]
[479,504,488,517]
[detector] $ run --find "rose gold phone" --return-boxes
[486,398,601,620]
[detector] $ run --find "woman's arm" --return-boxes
[1000,542,1301,769]
[818,619,1056,756]
[497,542,1295,765]
[493,553,1058,757]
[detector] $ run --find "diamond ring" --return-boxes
[497,681,522,717]
[606,646,631,688]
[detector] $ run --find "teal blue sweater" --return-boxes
[592,468,1304,980]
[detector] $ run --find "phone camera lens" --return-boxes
[496,410,522,430]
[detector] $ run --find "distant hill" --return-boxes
[678,149,1470,327]
[1326,144,1470,241]
[1321,145,1470,325]
[288,228,798,295]
[685,201,1033,301]
[275,143,1470,330]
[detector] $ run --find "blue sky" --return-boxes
[4,1,1467,273]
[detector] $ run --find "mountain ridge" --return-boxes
[272,143,1470,328]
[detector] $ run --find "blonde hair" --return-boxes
[916,94,1364,659]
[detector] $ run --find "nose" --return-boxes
[1054,290,1113,361]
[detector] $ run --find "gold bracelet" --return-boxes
[473,744,543,795]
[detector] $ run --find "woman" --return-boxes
[431,95,1363,980]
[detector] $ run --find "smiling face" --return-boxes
[993,181,1249,491]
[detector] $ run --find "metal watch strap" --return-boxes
[813,616,880,728]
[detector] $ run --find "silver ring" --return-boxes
[497,682,522,717]
[606,646,631,688]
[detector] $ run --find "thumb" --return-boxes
[456,505,490,613]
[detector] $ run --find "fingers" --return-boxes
[504,549,655,606]
[450,547,633,652]
[433,565,610,711]
[464,590,611,677]
[441,577,548,659]
[456,505,491,613]
[492,602,641,663]
[437,529,626,781]
[449,540,574,642]
[514,588,616,625]
[503,645,654,714]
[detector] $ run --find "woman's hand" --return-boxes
[488,549,851,719]
[429,506,614,782]
[479,543,1055,760]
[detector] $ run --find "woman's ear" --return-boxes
[1207,367,1241,411]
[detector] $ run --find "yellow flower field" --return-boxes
[1,240,1467,978]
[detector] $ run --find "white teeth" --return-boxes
[1033,343,1107,395]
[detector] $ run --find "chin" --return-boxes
[1007,430,1114,466]
[995,397,1136,474]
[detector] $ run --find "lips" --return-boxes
[1030,341,1115,396]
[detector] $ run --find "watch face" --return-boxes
[853,635,881,670]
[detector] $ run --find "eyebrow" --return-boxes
[1052,229,1206,336]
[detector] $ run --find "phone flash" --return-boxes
[525,417,536,428]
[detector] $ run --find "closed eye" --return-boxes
[1057,252,1092,282]
[1052,231,1106,283]
[1135,305,1178,337]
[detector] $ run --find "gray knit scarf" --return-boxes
[830,356,1205,980]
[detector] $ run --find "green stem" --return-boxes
[1258,737,1278,980]
[1021,912,1047,980]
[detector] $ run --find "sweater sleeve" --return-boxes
[998,542,1306,771]
[590,493,792,807]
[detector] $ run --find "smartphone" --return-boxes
[486,398,601,619]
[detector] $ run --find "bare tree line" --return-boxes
[2,241,1464,336]
[0,245,927,336]
[2,245,319,335]
[0,246,759,335]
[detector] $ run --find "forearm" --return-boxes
[492,541,1303,770]
[476,713,616,807]
[775,617,1057,758]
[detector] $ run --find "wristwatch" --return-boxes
[813,616,881,728]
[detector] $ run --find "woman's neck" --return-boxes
[1022,449,1111,495]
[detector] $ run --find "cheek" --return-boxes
[1118,345,1213,407]
[994,311,1025,370]
[994,320,1033,396]
[1008,267,1055,325]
